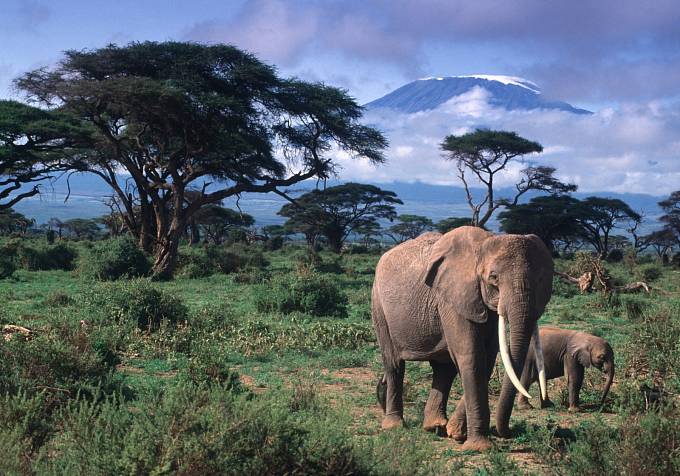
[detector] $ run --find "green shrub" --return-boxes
[81,279,188,331]
[636,264,662,282]
[263,235,284,251]
[0,326,117,400]
[561,411,680,476]
[7,242,78,271]
[0,254,16,279]
[621,296,646,321]
[35,384,370,476]
[177,244,268,277]
[606,248,624,263]
[80,237,150,280]
[181,341,242,389]
[177,247,214,278]
[254,270,348,317]
[43,291,74,307]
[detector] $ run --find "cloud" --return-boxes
[335,93,680,196]
[184,0,320,65]
[183,0,680,103]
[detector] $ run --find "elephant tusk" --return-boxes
[498,315,532,399]
[533,324,548,401]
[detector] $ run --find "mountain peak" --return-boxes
[366,75,591,114]
[418,75,540,93]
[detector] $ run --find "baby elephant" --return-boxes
[518,327,614,411]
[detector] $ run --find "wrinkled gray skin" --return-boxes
[372,227,553,451]
[517,327,615,411]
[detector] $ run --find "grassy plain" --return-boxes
[0,240,679,474]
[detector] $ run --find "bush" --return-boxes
[81,279,188,331]
[263,235,284,251]
[177,247,214,278]
[606,248,624,263]
[43,291,73,307]
[177,244,268,277]
[561,411,680,476]
[254,270,348,317]
[0,255,16,279]
[6,242,78,271]
[636,264,662,282]
[34,384,370,476]
[80,237,150,280]
[0,325,117,400]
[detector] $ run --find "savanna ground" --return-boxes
[0,237,679,475]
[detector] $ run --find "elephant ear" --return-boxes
[424,227,491,323]
[567,335,592,368]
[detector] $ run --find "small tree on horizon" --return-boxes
[435,217,474,234]
[441,129,576,227]
[279,183,402,253]
[387,214,433,242]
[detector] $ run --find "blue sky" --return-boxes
[2,0,680,194]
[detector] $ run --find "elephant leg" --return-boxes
[567,362,584,412]
[457,351,493,452]
[447,396,468,441]
[381,358,406,429]
[423,360,456,432]
[447,323,499,443]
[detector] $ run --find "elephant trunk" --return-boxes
[600,359,614,407]
[495,297,534,438]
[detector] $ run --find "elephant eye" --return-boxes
[488,273,499,286]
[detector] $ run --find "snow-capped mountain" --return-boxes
[365,75,591,114]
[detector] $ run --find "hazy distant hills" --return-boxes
[13,174,664,231]
[365,75,592,114]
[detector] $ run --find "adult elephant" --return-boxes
[372,227,553,451]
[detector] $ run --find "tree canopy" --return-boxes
[14,41,387,277]
[278,182,402,252]
[0,100,90,210]
[499,195,641,255]
[193,205,255,244]
[441,129,575,227]
[434,217,474,234]
[388,214,433,242]
[498,195,583,251]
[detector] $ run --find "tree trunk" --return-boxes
[152,224,182,280]
[189,220,200,246]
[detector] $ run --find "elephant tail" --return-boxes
[376,374,387,412]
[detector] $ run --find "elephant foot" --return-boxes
[423,413,448,433]
[540,399,555,409]
[568,405,581,413]
[461,437,493,452]
[517,398,533,410]
[446,417,467,442]
[495,425,511,439]
[382,414,405,430]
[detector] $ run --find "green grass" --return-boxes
[0,242,679,474]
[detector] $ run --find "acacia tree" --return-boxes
[435,217,473,233]
[388,214,433,242]
[0,100,89,210]
[279,183,402,252]
[15,42,387,278]
[498,195,583,251]
[0,209,34,235]
[441,129,576,227]
[643,228,676,258]
[659,191,680,241]
[574,197,641,257]
[193,205,254,244]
